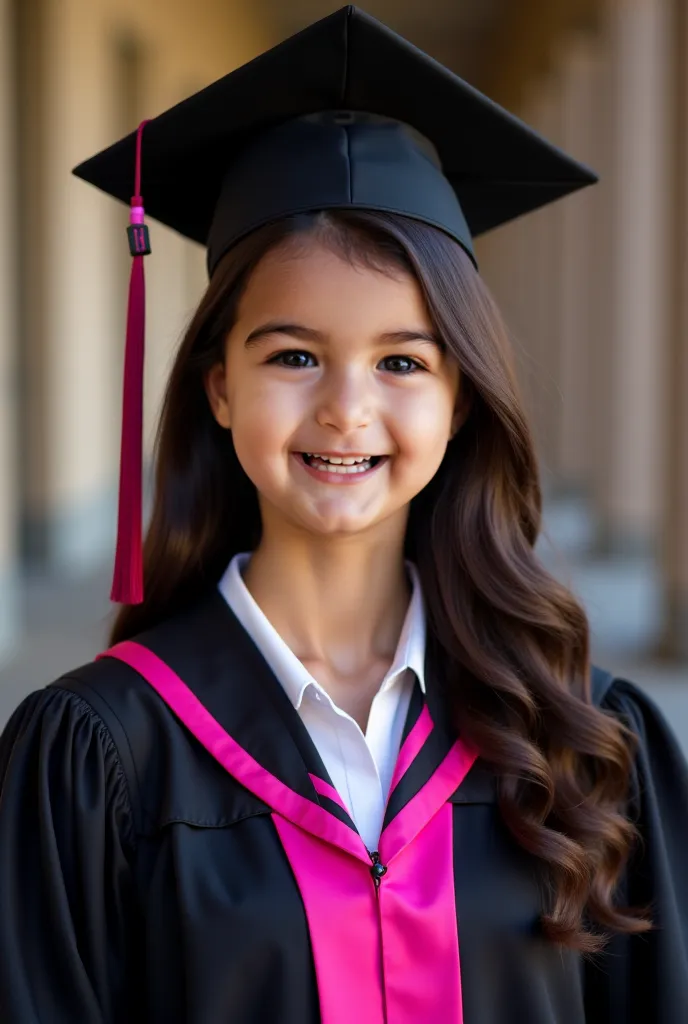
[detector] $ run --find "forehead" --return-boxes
[236,238,431,325]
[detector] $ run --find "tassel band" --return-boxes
[127,223,151,256]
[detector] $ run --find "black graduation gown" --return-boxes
[0,589,687,1023]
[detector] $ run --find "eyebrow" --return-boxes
[244,321,444,349]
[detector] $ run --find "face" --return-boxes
[205,238,465,546]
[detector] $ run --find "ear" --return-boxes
[204,361,232,430]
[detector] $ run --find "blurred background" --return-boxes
[0,0,686,739]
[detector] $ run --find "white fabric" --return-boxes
[217,553,427,851]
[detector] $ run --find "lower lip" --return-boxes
[293,453,388,485]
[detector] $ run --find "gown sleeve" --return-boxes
[0,686,142,1023]
[584,678,688,1022]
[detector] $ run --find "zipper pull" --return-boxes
[369,850,388,888]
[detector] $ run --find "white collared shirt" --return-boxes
[217,553,427,851]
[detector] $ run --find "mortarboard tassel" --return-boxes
[110,119,151,604]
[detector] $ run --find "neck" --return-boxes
[242,521,411,681]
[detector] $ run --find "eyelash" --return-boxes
[266,350,427,374]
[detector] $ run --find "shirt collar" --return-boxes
[218,552,427,711]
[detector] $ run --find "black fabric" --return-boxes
[583,679,688,1022]
[0,597,687,1023]
[314,792,358,831]
[383,646,455,827]
[399,672,424,744]
[71,5,597,273]
[205,111,476,273]
[382,711,453,827]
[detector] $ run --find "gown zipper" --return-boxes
[368,850,389,1024]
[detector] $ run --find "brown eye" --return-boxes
[379,355,424,374]
[268,350,316,368]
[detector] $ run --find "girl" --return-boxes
[1,7,687,1023]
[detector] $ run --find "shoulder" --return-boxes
[590,665,688,816]
[50,595,216,737]
[591,662,680,744]
[590,664,679,737]
[48,654,163,830]
[53,641,174,750]
[40,595,261,833]
[590,663,672,727]
[0,675,141,850]
[1,601,212,835]
[590,664,617,707]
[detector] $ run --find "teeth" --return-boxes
[303,453,378,475]
[307,453,372,464]
[314,461,371,474]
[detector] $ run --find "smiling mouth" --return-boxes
[299,453,384,475]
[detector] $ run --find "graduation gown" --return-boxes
[0,589,687,1023]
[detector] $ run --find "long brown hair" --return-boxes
[111,210,649,951]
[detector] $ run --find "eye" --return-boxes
[267,350,316,368]
[379,355,425,374]
[266,350,426,373]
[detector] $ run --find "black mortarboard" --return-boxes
[72,4,598,605]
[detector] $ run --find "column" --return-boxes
[592,0,670,554]
[661,0,688,659]
[518,77,567,491]
[0,0,19,659]
[476,190,544,463]
[582,29,617,544]
[555,33,602,492]
[15,0,121,572]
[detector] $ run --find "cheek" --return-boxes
[392,386,456,454]
[228,384,300,480]
[233,405,280,456]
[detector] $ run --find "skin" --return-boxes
[205,238,466,728]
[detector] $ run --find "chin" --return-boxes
[300,502,411,540]
[303,516,377,536]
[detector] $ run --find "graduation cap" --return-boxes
[72,4,597,605]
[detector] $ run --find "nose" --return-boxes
[314,365,374,434]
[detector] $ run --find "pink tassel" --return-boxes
[110,120,151,604]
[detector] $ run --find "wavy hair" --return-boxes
[111,209,650,951]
